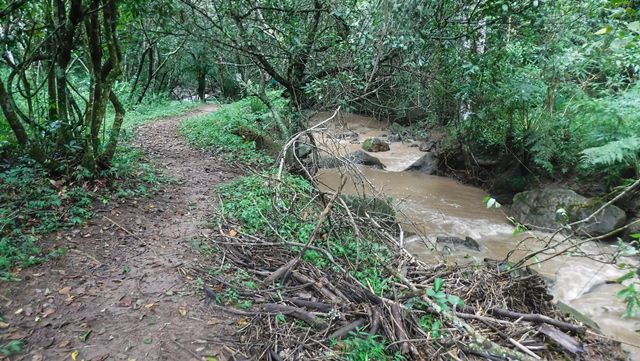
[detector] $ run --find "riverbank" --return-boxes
[176,102,631,360]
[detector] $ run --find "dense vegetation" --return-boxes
[1,0,639,359]
[2,0,639,183]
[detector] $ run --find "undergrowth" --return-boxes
[0,99,185,280]
[180,93,284,165]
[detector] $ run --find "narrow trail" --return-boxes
[0,105,240,360]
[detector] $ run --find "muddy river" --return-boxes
[312,112,640,359]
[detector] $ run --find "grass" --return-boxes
[179,94,280,166]
[0,98,189,280]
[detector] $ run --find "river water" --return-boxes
[312,112,640,359]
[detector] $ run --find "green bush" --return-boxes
[180,93,286,165]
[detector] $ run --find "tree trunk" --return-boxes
[0,80,46,163]
[100,91,125,168]
[197,69,206,102]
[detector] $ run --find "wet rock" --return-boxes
[318,151,385,169]
[362,137,390,152]
[511,188,626,236]
[418,140,436,152]
[405,152,437,174]
[387,134,402,142]
[436,236,481,251]
[295,143,314,159]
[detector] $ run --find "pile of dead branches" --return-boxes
[188,183,624,360]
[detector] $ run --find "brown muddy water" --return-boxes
[312,112,640,359]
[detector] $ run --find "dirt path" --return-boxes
[0,105,240,360]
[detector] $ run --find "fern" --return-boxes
[580,137,640,166]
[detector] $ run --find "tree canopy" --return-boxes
[1,0,639,179]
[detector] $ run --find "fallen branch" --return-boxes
[263,303,328,329]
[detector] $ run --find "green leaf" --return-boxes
[79,330,92,342]
[447,295,464,307]
[594,25,612,35]
[627,21,640,33]
[433,277,444,292]
[616,271,637,284]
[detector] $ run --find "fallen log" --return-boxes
[539,324,585,354]
[327,318,366,340]
[263,303,328,329]
[489,308,585,334]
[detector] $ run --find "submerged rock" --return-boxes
[511,188,626,236]
[318,150,385,169]
[362,137,390,152]
[334,131,359,140]
[405,152,437,174]
[436,236,481,251]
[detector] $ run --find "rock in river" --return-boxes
[436,236,481,252]
[362,137,390,152]
[405,152,437,174]
[511,187,626,236]
[318,150,385,169]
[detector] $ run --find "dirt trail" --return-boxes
[0,105,240,360]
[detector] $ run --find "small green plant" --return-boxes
[419,314,444,338]
[426,278,464,312]
[615,235,640,318]
[483,195,501,209]
[0,340,24,357]
[336,332,406,361]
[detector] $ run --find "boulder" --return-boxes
[362,137,390,152]
[511,188,626,236]
[405,152,437,174]
[318,150,385,169]
[436,236,481,252]
[295,143,314,159]
[418,140,436,152]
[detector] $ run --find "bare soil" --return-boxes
[0,105,241,361]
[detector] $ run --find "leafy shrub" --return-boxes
[180,92,286,165]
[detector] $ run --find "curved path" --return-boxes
[0,105,240,360]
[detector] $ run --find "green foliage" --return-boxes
[615,236,640,318]
[216,171,396,296]
[180,94,284,165]
[217,172,315,240]
[581,137,640,169]
[617,282,640,318]
[0,162,92,277]
[0,340,23,357]
[419,314,444,338]
[426,278,464,312]
[336,332,406,361]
